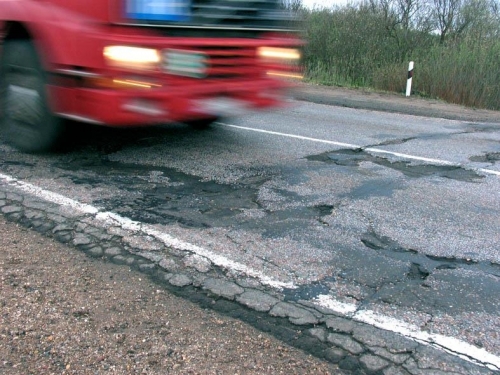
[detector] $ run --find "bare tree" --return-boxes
[460,0,500,39]
[397,0,421,29]
[365,0,434,60]
[279,0,303,12]
[433,0,463,42]
[432,0,500,43]
[368,0,433,29]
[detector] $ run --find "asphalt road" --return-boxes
[1,86,500,374]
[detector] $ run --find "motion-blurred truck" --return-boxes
[0,0,301,152]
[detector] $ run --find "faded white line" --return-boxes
[355,310,500,371]
[0,172,293,290]
[218,123,500,177]
[1,171,500,370]
[313,295,500,371]
[0,173,99,214]
[95,211,295,289]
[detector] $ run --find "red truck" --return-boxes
[0,0,301,152]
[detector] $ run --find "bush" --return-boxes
[298,0,500,110]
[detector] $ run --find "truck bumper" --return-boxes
[49,77,292,126]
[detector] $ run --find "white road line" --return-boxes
[1,172,500,370]
[314,295,500,371]
[0,172,293,290]
[0,173,99,214]
[218,123,500,177]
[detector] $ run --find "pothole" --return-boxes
[361,230,500,278]
[307,149,485,182]
[469,152,500,163]
[407,263,430,280]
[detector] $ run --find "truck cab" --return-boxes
[0,0,301,152]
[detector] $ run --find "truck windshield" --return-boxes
[126,0,191,22]
[123,0,296,32]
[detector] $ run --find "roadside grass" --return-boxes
[299,5,500,110]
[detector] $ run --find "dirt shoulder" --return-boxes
[0,217,338,375]
[293,83,500,124]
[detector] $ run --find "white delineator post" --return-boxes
[406,61,414,97]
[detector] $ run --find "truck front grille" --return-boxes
[204,46,257,78]
[163,46,258,79]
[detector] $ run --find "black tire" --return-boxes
[186,116,219,130]
[0,40,63,153]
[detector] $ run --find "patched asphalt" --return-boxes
[0,188,497,374]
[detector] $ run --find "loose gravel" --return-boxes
[0,217,339,374]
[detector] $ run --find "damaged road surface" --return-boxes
[1,97,500,374]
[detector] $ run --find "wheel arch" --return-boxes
[2,20,55,73]
[0,0,70,73]
[3,21,32,41]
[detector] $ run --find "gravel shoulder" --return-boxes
[0,217,338,374]
[293,83,500,124]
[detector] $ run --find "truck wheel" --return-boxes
[0,40,63,152]
[187,116,219,130]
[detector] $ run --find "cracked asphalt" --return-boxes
[1,84,500,374]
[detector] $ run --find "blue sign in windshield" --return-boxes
[126,0,191,22]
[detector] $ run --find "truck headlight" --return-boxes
[257,47,301,61]
[103,46,160,70]
[257,47,303,79]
